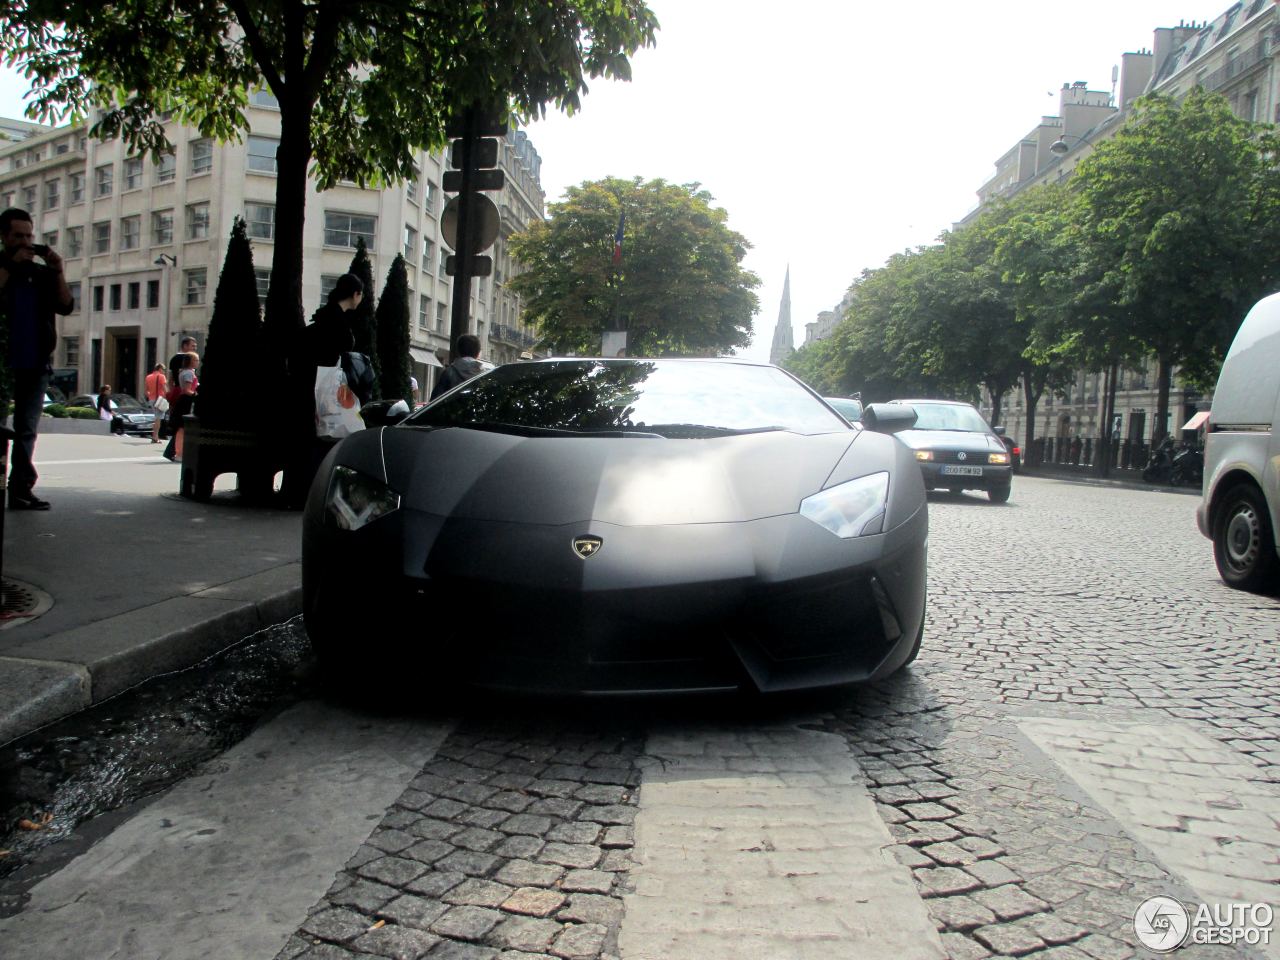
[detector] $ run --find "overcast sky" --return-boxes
[0,1,1228,361]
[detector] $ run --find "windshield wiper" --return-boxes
[642,423,788,438]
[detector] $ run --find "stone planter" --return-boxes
[179,415,288,503]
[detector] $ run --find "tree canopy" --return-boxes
[0,0,659,351]
[786,88,1280,450]
[508,177,758,356]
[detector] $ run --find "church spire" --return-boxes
[769,266,794,365]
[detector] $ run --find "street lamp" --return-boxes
[1049,133,1090,156]
[154,254,176,352]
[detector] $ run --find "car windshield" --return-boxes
[406,359,850,437]
[902,402,991,432]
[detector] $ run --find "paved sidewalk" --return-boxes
[0,432,303,745]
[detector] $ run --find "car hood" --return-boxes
[895,429,1004,453]
[373,426,865,526]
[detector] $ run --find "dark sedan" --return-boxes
[889,398,1013,503]
[67,394,156,436]
[303,358,929,695]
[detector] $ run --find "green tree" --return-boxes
[1071,89,1280,441]
[509,177,758,356]
[0,1,659,368]
[375,254,412,407]
[345,238,378,394]
[195,217,261,427]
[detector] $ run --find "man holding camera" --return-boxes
[0,207,74,510]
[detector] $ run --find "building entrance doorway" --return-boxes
[112,332,139,398]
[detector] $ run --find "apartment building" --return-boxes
[0,96,545,399]
[948,2,1280,447]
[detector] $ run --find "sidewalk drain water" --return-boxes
[0,579,52,631]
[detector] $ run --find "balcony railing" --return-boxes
[1202,40,1270,92]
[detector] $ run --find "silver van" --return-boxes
[1197,292,1280,591]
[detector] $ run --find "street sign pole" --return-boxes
[447,107,478,364]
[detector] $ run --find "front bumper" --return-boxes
[303,503,927,695]
[919,461,1011,491]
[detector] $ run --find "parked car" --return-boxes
[1198,291,1280,592]
[67,393,157,436]
[304,357,927,695]
[889,398,1013,503]
[999,434,1021,472]
[824,396,864,423]
[42,385,67,409]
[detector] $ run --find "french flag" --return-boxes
[613,212,625,265]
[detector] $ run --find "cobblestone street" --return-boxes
[277,476,1279,960]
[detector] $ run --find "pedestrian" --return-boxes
[409,374,419,406]
[430,334,493,400]
[96,383,114,419]
[172,351,199,461]
[0,208,75,510]
[306,274,362,370]
[144,362,168,443]
[162,336,198,462]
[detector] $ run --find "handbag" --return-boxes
[315,363,365,439]
[153,395,170,414]
[341,352,376,405]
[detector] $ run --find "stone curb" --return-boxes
[0,568,302,747]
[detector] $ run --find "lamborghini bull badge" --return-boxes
[573,536,603,559]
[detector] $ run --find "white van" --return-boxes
[1197,291,1280,591]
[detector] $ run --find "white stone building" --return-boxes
[0,97,545,400]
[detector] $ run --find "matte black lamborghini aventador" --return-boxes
[302,358,928,694]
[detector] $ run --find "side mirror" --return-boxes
[862,403,917,434]
[360,399,411,428]
[993,425,1006,436]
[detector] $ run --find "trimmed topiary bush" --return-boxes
[375,254,412,407]
[196,217,263,427]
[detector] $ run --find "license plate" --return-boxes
[941,465,983,477]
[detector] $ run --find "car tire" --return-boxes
[1213,484,1280,593]
[988,485,1011,504]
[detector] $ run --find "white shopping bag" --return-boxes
[315,363,365,439]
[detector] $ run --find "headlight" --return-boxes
[800,472,889,538]
[988,452,1010,465]
[325,465,400,531]
[914,450,933,462]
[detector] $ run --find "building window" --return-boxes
[323,211,376,249]
[418,293,431,329]
[121,215,141,250]
[69,172,85,204]
[424,181,437,214]
[44,179,59,209]
[403,224,417,261]
[42,230,57,249]
[21,184,36,208]
[184,268,207,305]
[95,164,113,197]
[0,191,11,208]
[249,87,279,109]
[64,336,80,365]
[439,248,449,276]
[152,210,174,246]
[435,301,446,331]
[319,274,340,302]
[155,151,176,184]
[93,285,104,312]
[68,283,81,313]
[422,237,435,274]
[128,281,140,309]
[124,156,143,190]
[244,202,275,240]
[407,173,419,204]
[67,226,83,258]
[93,221,111,254]
[147,279,160,308]
[109,283,122,310]
[186,203,210,240]
[247,136,279,174]
[254,268,271,302]
[190,138,213,176]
